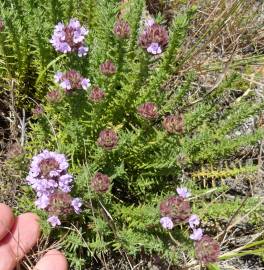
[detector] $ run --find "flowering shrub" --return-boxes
[1,0,263,269]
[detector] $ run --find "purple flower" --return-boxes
[81,78,91,90]
[71,198,82,213]
[48,215,61,227]
[160,217,173,230]
[190,228,203,241]
[54,70,90,92]
[147,42,162,55]
[50,19,89,57]
[35,195,49,209]
[78,46,89,57]
[176,187,191,198]
[189,214,200,229]
[26,150,73,199]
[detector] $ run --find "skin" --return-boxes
[0,203,68,270]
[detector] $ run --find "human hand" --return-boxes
[0,203,68,270]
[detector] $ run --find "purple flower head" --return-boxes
[160,196,191,223]
[89,86,105,102]
[48,215,61,227]
[71,198,82,213]
[26,150,72,198]
[139,23,168,54]
[163,114,184,134]
[97,129,118,150]
[147,42,162,55]
[195,235,220,264]
[114,19,131,39]
[160,217,173,230]
[190,228,203,241]
[137,102,159,120]
[50,19,89,57]
[100,60,116,76]
[54,70,90,92]
[46,89,62,103]
[176,187,191,198]
[91,172,110,193]
[189,214,200,229]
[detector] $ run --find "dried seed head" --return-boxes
[195,235,220,265]
[91,172,110,193]
[162,114,184,134]
[90,86,105,102]
[114,19,131,39]
[100,60,116,76]
[160,196,191,223]
[97,129,118,150]
[137,102,159,120]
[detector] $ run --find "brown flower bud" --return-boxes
[195,235,220,265]
[46,90,62,103]
[137,102,159,120]
[162,114,184,134]
[113,19,130,39]
[0,19,4,32]
[97,129,118,150]
[32,105,44,118]
[89,86,105,102]
[91,172,110,193]
[47,191,73,216]
[100,60,116,76]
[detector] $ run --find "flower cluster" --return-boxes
[139,19,169,55]
[159,187,220,265]
[32,105,44,118]
[54,70,90,92]
[26,150,82,227]
[50,19,89,57]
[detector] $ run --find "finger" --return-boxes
[0,203,14,241]
[33,249,68,270]
[0,212,40,270]
[8,213,40,260]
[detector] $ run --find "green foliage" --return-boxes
[1,0,263,268]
